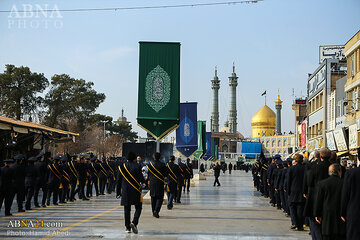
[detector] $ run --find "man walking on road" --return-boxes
[147,152,167,218]
[213,162,221,187]
[117,152,145,234]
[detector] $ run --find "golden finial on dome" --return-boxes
[275,89,283,105]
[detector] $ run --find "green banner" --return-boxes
[193,121,206,160]
[137,42,181,140]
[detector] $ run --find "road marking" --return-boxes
[39,205,121,240]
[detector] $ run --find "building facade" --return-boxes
[260,134,295,158]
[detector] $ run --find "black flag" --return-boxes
[261,90,266,96]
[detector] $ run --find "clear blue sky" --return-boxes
[0,0,359,138]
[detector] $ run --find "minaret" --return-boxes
[275,91,283,135]
[228,63,238,133]
[211,66,220,132]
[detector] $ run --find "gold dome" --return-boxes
[251,104,276,127]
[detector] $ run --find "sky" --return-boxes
[0,0,359,138]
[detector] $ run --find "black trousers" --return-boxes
[275,190,281,209]
[289,202,305,229]
[269,185,275,204]
[99,177,107,195]
[12,186,25,210]
[60,183,69,203]
[262,175,268,197]
[229,169,232,174]
[184,178,191,191]
[25,186,34,209]
[78,179,86,199]
[151,196,163,214]
[176,184,183,202]
[214,176,220,186]
[47,182,59,204]
[91,176,99,196]
[69,180,77,200]
[34,184,47,206]
[0,189,13,214]
[124,204,142,228]
[86,178,92,197]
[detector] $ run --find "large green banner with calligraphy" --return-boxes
[137,42,181,140]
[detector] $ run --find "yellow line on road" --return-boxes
[40,205,121,240]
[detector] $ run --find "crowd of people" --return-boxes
[251,148,359,240]
[0,151,194,235]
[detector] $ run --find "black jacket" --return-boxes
[185,162,193,179]
[47,163,61,185]
[213,165,221,177]
[0,166,13,190]
[314,176,345,237]
[341,167,360,240]
[166,162,180,194]
[11,162,26,188]
[35,161,48,187]
[117,161,145,206]
[25,163,37,187]
[287,163,305,203]
[147,160,168,198]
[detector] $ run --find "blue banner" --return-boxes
[203,132,213,160]
[176,102,198,157]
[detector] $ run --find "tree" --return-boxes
[0,64,48,120]
[44,74,105,131]
[107,121,138,143]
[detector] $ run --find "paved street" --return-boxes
[0,170,311,239]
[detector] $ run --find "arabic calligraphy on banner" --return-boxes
[349,124,358,150]
[319,45,346,63]
[326,131,337,151]
[308,64,326,97]
[308,137,323,151]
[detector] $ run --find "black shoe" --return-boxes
[290,225,296,229]
[125,228,131,233]
[18,209,25,212]
[25,207,32,210]
[187,190,190,192]
[5,213,12,216]
[218,184,221,186]
[53,203,58,205]
[46,202,50,206]
[34,204,40,208]
[153,212,159,218]
[83,198,90,201]
[297,227,304,231]
[42,204,46,208]
[130,223,138,234]
[167,206,173,210]
[176,200,181,203]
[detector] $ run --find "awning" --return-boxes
[336,151,349,157]
[349,149,358,155]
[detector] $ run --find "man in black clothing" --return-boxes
[67,155,78,201]
[60,156,71,203]
[267,158,277,207]
[341,164,360,240]
[89,156,99,197]
[34,153,48,208]
[11,154,26,212]
[213,162,221,186]
[98,158,108,195]
[314,163,345,240]
[147,152,167,218]
[117,152,145,234]
[0,159,14,216]
[228,162,233,174]
[166,156,180,210]
[287,154,306,231]
[25,157,38,210]
[307,148,331,239]
[77,157,89,201]
[47,156,61,205]
[184,158,193,192]
[176,158,185,203]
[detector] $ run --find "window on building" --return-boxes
[320,92,323,108]
[266,140,270,147]
[351,54,355,76]
[272,140,275,147]
[283,139,287,146]
[278,139,282,147]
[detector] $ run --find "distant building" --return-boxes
[260,134,295,158]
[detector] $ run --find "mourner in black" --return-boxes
[25,157,38,210]
[98,158,108,195]
[47,156,62,205]
[68,155,78,201]
[184,158,193,192]
[341,164,360,240]
[89,156,100,197]
[314,163,345,240]
[147,152,168,218]
[166,156,180,210]
[287,154,306,231]
[11,154,26,212]
[0,159,14,216]
[176,158,185,203]
[86,157,93,198]
[77,157,89,200]
[106,158,116,194]
[307,148,331,239]
[116,152,145,234]
[267,158,277,206]
[60,156,71,203]
[228,162,233,174]
[34,153,48,207]
[213,162,221,186]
